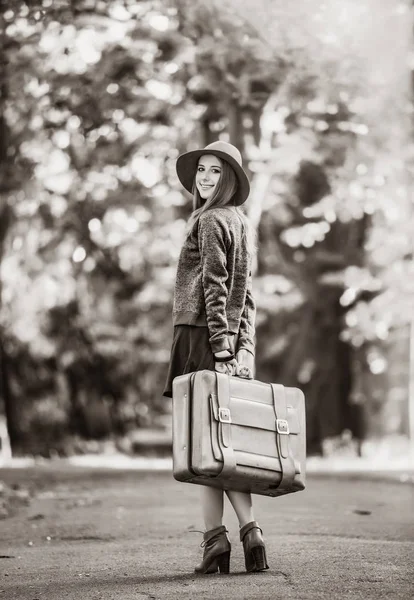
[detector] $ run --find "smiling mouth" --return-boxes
[200,184,214,189]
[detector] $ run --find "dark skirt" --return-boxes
[163,325,216,398]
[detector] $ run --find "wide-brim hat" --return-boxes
[176,141,250,206]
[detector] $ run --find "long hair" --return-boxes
[186,158,257,259]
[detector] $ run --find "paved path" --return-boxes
[0,466,413,599]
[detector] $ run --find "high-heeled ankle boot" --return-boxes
[239,521,269,572]
[194,525,231,574]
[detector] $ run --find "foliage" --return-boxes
[0,0,412,453]
[226,0,413,447]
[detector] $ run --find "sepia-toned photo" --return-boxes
[1,1,413,598]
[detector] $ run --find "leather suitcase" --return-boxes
[172,370,306,497]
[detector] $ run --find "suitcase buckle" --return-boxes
[276,419,289,435]
[219,408,232,424]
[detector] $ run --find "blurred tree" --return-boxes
[224,0,413,453]
[0,0,195,452]
[0,0,411,456]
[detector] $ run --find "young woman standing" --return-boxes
[163,141,269,574]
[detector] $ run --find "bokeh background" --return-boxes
[0,0,413,460]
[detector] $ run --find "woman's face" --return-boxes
[195,154,222,200]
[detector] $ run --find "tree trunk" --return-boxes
[0,338,19,448]
[0,8,17,451]
[200,116,214,146]
[227,100,244,153]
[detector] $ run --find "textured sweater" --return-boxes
[173,207,256,356]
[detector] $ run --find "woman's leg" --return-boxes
[196,486,230,574]
[225,490,254,528]
[201,486,224,530]
[227,491,269,572]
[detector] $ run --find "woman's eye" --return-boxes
[197,167,204,172]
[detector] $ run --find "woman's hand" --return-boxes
[235,349,254,379]
[214,350,239,376]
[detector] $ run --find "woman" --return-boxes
[163,141,269,574]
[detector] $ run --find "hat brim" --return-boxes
[176,149,250,206]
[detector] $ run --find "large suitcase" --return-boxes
[172,370,306,497]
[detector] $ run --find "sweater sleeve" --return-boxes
[237,270,256,356]
[198,211,231,353]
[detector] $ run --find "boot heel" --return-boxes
[251,546,267,571]
[204,559,218,574]
[217,551,230,574]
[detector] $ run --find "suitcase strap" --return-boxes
[215,373,237,478]
[270,384,296,489]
